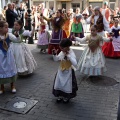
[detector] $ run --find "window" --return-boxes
[109,0,116,10]
[89,2,102,8]
[110,2,115,10]
[62,2,66,9]
[72,3,80,12]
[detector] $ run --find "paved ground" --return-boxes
[0,40,120,120]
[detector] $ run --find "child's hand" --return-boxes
[71,35,75,40]
[14,31,19,37]
[109,37,113,41]
[109,32,114,36]
[52,49,58,55]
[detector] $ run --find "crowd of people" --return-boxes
[0,1,120,103]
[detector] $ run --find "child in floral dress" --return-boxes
[37,17,50,53]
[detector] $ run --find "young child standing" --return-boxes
[0,21,20,94]
[102,19,120,58]
[37,18,50,53]
[73,25,112,76]
[52,39,78,103]
[9,20,37,75]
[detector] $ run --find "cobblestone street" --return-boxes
[0,42,120,120]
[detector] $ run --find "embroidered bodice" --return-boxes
[111,26,120,38]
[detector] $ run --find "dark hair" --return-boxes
[15,20,23,29]
[114,19,119,23]
[57,9,62,14]
[0,21,7,28]
[90,25,98,30]
[4,6,7,10]
[59,38,72,47]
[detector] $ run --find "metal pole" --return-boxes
[27,0,34,44]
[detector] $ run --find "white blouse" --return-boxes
[8,29,32,37]
[53,48,77,67]
[75,36,110,42]
[0,33,20,42]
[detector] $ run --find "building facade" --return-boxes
[32,0,87,12]
[32,0,119,11]
[89,0,119,10]
[0,0,119,13]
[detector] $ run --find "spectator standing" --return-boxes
[16,2,25,24]
[101,1,114,22]
[6,4,18,28]
[85,6,111,37]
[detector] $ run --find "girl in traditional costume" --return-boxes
[37,17,50,53]
[52,39,78,103]
[73,25,112,76]
[0,21,20,94]
[62,8,73,38]
[9,20,37,75]
[102,19,120,58]
[70,8,84,45]
[42,9,67,54]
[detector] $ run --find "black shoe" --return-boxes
[63,98,69,103]
[56,97,63,103]
[42,50,46,53]
[40,49,43,52]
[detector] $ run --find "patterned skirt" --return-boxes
[10,42,37,75]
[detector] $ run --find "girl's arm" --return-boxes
[43,16,52,22]
[22,28,35,37]
[53,51,64,61]
[102,36,112,42]
[8,33,21,42]
[22,23,35,37]
[74,36,86,42]
[67,53,77,66]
